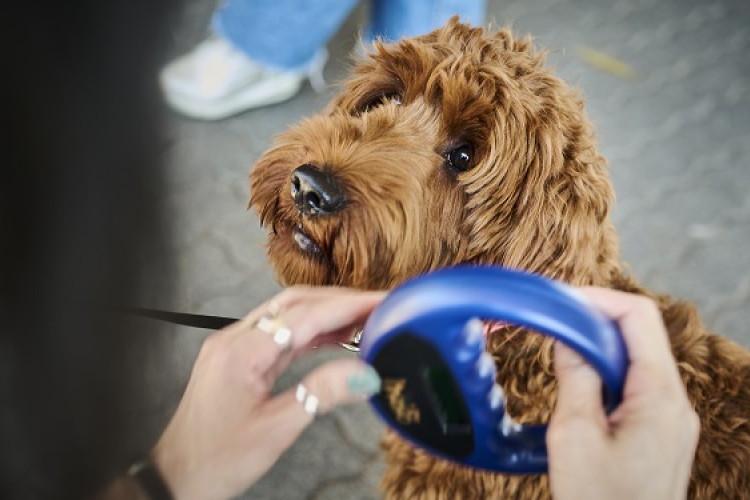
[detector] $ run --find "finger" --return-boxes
[221,288,384,381]
[218,296,283,340]
[273,285,384,311]
[213,298,297,378]
[300,358,382,414]
[552,341,607,428]
[254,359,381,457]
[575,288,682,389]
[280,290,386,350]
[232,295,287,331]
[227,287,384,339]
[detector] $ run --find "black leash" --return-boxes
[117,305,362,351]
[0,283,242,331]
[114,306,240,330]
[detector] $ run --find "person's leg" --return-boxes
[366,0,488,43]
[213,0,360,72]
[160,0,361,119]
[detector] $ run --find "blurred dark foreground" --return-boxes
[1,1,178,498]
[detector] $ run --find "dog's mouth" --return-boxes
[291,224,323,257]
[274,218,333,265]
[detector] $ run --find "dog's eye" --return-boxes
[359,91,402,113]
[445,144,474,172]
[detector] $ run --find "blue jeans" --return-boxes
[213,0,488,72]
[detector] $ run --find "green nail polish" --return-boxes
[347,366,382,397]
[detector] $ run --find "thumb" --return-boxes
[553,341,607,426]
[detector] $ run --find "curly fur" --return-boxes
[250,18,750,500]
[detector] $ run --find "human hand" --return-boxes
[547,288,699,500]
[152,286,385,500]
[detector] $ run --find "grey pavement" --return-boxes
[148,0,750,498]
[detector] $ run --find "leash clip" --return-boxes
[338,328,363,352]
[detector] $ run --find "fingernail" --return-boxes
[347,366,381,397]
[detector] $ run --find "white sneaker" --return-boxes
[160,37,327,120]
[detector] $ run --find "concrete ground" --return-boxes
[149,0,750,498]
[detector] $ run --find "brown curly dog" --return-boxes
[250,18,750,500]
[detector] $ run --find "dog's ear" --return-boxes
[512,97,619,285]
[460,28,619,285]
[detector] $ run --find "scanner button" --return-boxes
[488,384,505,410]
[455,318,485,363]
[476,352,495,378]
[463,318,484,345]
[500,414,523,437]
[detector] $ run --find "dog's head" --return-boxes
[250,18,619,291]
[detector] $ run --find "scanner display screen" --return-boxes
[371,331,475,457]
[422,365,470,430]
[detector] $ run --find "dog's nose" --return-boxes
[290,164,346,216]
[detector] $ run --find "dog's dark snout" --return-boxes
[290,164,346,216]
